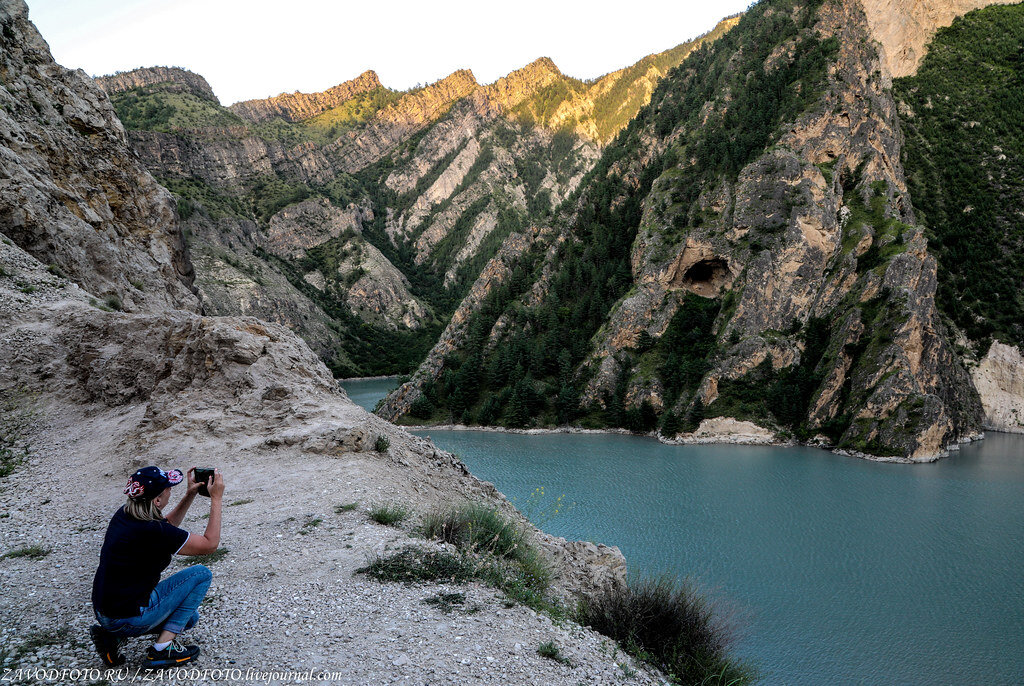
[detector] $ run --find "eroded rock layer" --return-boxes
[0,1,198,313]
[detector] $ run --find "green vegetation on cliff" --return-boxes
[896,3,1024,347]
[112,84,243,131]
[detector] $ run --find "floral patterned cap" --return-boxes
[124,466,184,501]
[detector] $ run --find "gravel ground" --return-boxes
[0,409,665,686]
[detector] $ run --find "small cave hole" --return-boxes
[684,258,728,284]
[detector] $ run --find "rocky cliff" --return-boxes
[0,3,199,313]
[971,342,1024,433]
[383,0,989,460]
[229,70,383,122]
[860,0,1018,77]
[95,65,219,102]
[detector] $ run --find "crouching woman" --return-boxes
[90,466,224,668]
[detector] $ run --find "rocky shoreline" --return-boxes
[400,417,990,463]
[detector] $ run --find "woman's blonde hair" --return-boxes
[124,497,164,522]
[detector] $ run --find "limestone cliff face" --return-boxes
[127,127,336,186]
[326,70,481,174]
[971,342,1024,433]
[229,70,382,122]
[581,0,982,458]
[260,197,427,330]
[0,0,198,313]
[262,197,372,260]
[95,66,219,102]
[859,0,1018,77]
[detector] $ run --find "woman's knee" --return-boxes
[191,565,212,584]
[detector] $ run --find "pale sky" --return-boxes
[25,0,751,106]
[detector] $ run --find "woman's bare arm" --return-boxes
[164,466,201,527]
[178,471,224,556]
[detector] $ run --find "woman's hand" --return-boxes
[185,466,202,497]
[208,469,225,500]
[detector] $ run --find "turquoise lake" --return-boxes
[341,378,1024,685]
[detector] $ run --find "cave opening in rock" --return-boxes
[680,258,730,296]
[684,258,728,284]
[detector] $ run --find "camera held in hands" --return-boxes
[194,468,215,497]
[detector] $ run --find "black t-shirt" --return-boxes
[91,506,189,618]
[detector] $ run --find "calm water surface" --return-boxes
[340,377,400,412]
[344,380,1024,684]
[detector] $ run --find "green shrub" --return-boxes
[421,502,525,560]
[368,502,411,526]
[576,576,753,685]
[422,591,467,614]
[421,501,554,604]
[103,295,123,311]
[357,546,475,583]
[183,548,229,566]
[1,545,50,560]
[374,434,390,453]
[537,641,570,665]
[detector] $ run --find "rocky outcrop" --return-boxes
[229,70,383,122]
[262,197,371,260]
[971,342,1024,433]
[327,70,480,174]
[483,57,565,111]
[859,0,1018,77]
[0,0,198,314]
[95,66,219,102]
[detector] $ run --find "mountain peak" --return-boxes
[484,57,566,111]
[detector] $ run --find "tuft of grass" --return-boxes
[422,591,467,614]
[1,545,50,560]
[357,546,475,583]
[421,501,556,614]
[576,575,753,685]
[228,498,254,506]
[184,548,229,566]
[334,502,358,513]
[421,502,526,560]
[299,517,322,534]
[537,641,571,665]
[103,294,123,311]
[368,502,411,526]
[374,434,390,453]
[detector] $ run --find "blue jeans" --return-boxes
[96,565,212,636]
